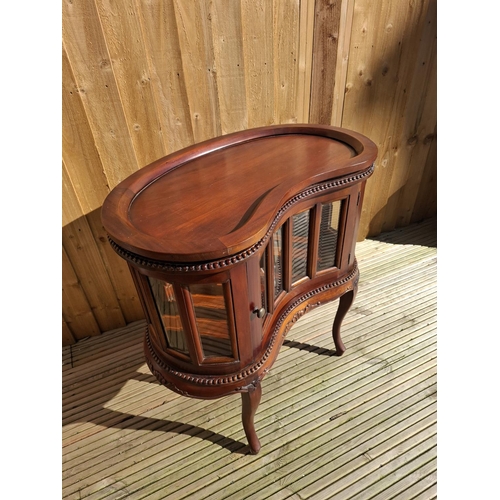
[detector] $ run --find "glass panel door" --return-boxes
[273,227,284,299]
[317,200,343,272]
[148,277,190,355]
[260,249,268,314]
[189,283,235,359]
[291,210,310,284]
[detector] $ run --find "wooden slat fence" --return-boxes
[62,0,437,344]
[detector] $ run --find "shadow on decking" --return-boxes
[64,217,437,463]
[63,339,252,455]
[63,218,437,499]
[89,406,250,455]
[282,339,338,356]
[369,217,437,248]
[63,330,341,456]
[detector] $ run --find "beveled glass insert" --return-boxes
[317,200,343,272]
[189,283,234,359]
[148,277,189,355]
[291,210,310,283]
[273,227,284,299]
[260,249,268,314]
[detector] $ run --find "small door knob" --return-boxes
[253,307,266,318]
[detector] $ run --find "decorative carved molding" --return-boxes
[234,376,266,393]
[282,302,321,337]
[145,261,359,388]
[146,359,194,397]
[109,165,374,272]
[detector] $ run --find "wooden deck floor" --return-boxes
[62,217,437,500]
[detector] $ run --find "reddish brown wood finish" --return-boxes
[102,124,377,454]
[102,124,376,262]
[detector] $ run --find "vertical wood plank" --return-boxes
[62,246,101,340]
[274,0,301,124]
[343,0,405,239]
[136,0,194,153]
[385,0,437,231]
[309,0,343,124]
[62,46,110,213]
[63,162,126,332]
[173,0,221,142]
[62,0,138,189]
[331,0,355,126]
[342,0,434,239]
[241,0,275,127]
[211,0,248,135]
[86,208,145,323]
[93,0,166,167]
[411,124,437,224]
[296,0,315,123]
[63,48,144,324]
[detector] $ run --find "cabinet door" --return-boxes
[144,272,239,365]
[148,277,190,356]
[263,192,349,304]
[272,225,285,299]
[187,281,238,361]
[316,199,343,272]
[259,249,269,315]
[290,209,311,284]
[259,225,285,314]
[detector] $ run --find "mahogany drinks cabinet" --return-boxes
[102,124,377,454]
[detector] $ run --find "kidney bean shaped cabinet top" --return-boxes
[102,124,377,454]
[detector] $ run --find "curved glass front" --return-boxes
[189,283,236,360]
[148,277,190,355]
[291,210,310,284]
[317,200,342,272]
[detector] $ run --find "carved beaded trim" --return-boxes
[145,261,358,387]
[145,359,192,397]
[282,302,322,337]
[109,165,374,272]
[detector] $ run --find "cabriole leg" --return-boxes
[241,382,262,454]
[332,284,358,356]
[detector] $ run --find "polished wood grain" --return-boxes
[102,124,376,262]
[103,124,377,453]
